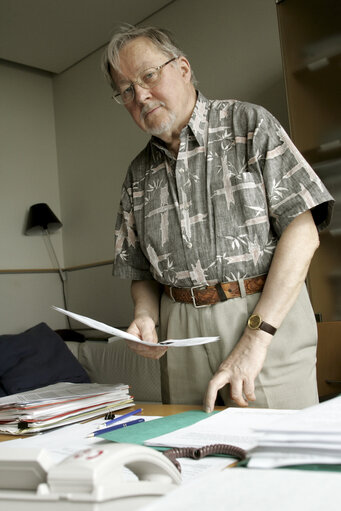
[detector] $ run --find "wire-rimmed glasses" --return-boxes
[113,57,177,105]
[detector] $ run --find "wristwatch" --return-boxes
[247,314,277,335]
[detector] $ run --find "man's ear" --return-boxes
[177,56,192,83]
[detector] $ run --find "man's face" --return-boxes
[111,37,194,142]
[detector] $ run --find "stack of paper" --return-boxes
[248,395,341,468]
[0,382,134,435]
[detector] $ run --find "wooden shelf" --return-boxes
[293,52,341,76]
[277,0,341,324]
[302,144,341,166]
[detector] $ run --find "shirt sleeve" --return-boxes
[113,180,154,281]
[251,106,334,236]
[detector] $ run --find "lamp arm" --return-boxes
[43,229,66,282]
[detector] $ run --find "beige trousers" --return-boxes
[159,284,319,409]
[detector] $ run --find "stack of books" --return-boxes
[0,382,134,435]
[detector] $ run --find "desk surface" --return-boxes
[0,403,224,442]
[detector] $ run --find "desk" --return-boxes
[0,403,225,442]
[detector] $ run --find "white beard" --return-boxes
[140,102,176,136]
[147,111,176,136]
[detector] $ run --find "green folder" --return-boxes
[99,410,217,445]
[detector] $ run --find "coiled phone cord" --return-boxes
[163,444,247,472]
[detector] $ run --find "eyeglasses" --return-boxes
[113,57,177,105]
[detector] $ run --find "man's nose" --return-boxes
[134,83,152,104]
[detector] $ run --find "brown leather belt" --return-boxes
[164,275,267,308]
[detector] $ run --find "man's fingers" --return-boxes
[230,379,248,407]
[204,371,229,413]
[243,378,256,402]
[126,340,167,359]
[203,384,217,413]
[205,372,257,410]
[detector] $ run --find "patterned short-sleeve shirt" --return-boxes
[113,92,334,287]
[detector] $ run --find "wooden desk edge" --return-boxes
[0,403,225,441]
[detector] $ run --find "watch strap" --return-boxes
[259,320,277,336]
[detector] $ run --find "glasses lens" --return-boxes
[113,88,134,105]
[140,68,160,88]
[121,86,134,103]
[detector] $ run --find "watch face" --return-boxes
[248,314,262,329]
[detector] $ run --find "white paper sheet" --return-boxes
[178,456,236,483]
[248,452,341,468]
[145,407,294,450]
[53,306,219,347]
[139,467,341,511]
[254,395,341,434]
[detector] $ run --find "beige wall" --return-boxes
[0,0,288,333]
[0,62,63,268]
[0,61,67,332]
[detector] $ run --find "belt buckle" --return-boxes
[190,285,209,308]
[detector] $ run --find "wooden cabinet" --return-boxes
[316,322,341,400]
[276,0,341,401]
[276,0,341,322]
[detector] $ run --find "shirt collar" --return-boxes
[187,91,210,147]
[151,91,210,157]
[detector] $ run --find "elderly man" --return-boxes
[103,25,333,412]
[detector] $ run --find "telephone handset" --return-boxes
[0,443,181,510]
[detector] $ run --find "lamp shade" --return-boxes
[25,203,62,235]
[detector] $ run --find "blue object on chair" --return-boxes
[0,322,90,395]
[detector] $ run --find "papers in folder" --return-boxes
[0,382,134,435]
[53,306,220,347]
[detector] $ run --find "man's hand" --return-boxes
[204,211,320,412]
[126,315,167,359]
[204,330,271,412]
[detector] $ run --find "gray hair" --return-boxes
[102,24,197,91]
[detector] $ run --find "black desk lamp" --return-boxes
[25,203,70,324]
[25,202,62,235]
[25,203,65,281]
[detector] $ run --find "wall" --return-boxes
[53,0,288,328]
[0,61,67,333]
[0,0,288,333]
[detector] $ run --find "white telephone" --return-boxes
[0,443,181,511]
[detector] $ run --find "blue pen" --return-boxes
[88,418,145,437]
[98,407,143,428]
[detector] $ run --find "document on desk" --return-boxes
[145,407,294,450]
[53,306,220,347]
[248,395,341,468]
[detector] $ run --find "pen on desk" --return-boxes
[98,407,143,428]
[88,417,145,437]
